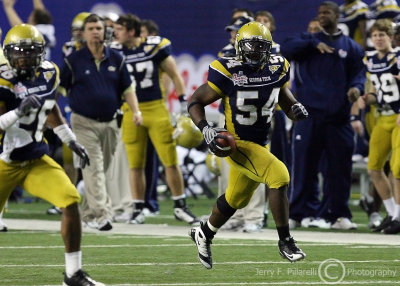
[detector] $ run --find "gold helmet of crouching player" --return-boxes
[71,12,90,41]
[205,153,221,176]
[173,114,203,149]
[3,24,45,77]
[235,21,272,70]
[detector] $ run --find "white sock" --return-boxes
[172,194,186,200]
[207,220,219,232]
[393,204,400,221]
[383,198,395,217]
[65,251,82,277]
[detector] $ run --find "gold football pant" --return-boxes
[224,140,289,209]
[0,155,80,212]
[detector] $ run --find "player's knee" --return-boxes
[231,198,251,209]
[391,166,400,179]
[216,194,237,217]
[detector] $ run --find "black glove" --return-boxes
[68,141,90,169]
[202,125,230,156]
[15,95,41,117]
[291,102,308,120]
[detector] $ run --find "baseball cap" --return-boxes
[225,16,253,32]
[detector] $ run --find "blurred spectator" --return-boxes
[339,0,369,50]
[141,19,160,37]
[218,16,254,58]
[2,0,56,60]
[308,17,323,33]
[231,7,254,19]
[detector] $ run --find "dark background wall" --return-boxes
[0,0,382,66]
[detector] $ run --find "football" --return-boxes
[215,131,237,157]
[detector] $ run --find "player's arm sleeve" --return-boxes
[119,59,133,96]
[207,60,232,96]
[280,33,319,61]
[155,38,172,63]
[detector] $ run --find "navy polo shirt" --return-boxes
[60,45,132,121]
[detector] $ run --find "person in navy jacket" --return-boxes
[281,1,366,230]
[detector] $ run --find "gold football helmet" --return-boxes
[235,21,272,70]
[71,12,90,40]
[205,152,221,176]
[3,24,45,77]
[173,114,203,149]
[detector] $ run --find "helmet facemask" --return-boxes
[238,38,271,70]
[5,43,45,78]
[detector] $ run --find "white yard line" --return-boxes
[1,259,399,267]
[3,218,400,245]
[0,243,399,250]
[12,281,400,286]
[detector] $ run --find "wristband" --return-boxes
[0,110,19,130]
[350,114,361,122]
[178,94,186,102]
[53,124,76,144]
[197,119,209,132]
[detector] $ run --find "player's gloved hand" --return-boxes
[15,95,41,117]
[202,125,230,155]
[291,102,308,120]
[68,141,90,169]
[178,94,188,115]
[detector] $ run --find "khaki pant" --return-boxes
[71,112,119,223]
[105,136,133,215]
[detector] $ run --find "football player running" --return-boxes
[0,24,104,285]
[188,22,308,269]
[112,14,199,225]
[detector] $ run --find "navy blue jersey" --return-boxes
[339,0,369,45]
[111,36,171,103]
[60,45,132,120]
[216,42,281,114]
[363,48,400,114]
[0,61,59,162]
[208,55,290,146]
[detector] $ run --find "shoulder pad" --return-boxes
[0,64,15,88]
[268,54,286,64]
[145,36,171,48]
[145,36,163,45]
[365,50,378,57]
[41,60,56,70]
[63,40,75,48]
[109,41,123,49]
[223,58,243,69]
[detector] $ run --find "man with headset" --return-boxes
[59,14,142,231]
